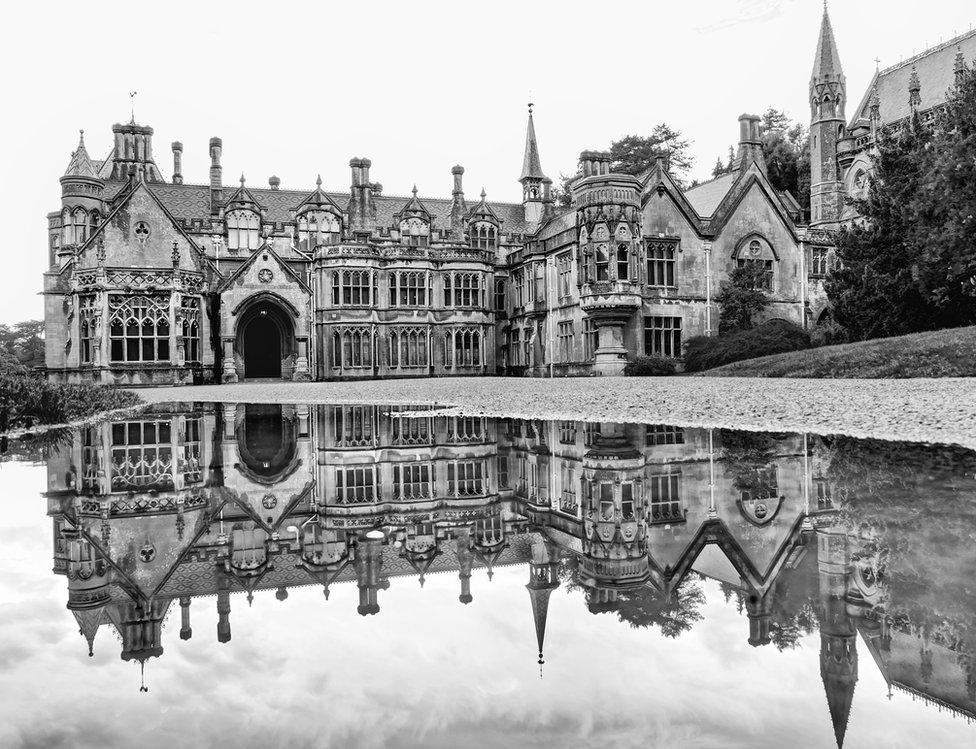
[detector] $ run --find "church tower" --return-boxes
[809,5,847,227]
[519,104,551,225]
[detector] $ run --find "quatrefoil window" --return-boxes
[134,222,151,242]
[139,542,156,562]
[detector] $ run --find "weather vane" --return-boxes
[129,91,138,123]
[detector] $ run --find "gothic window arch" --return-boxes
[734,236,776,291]
[332,326,373,369]
[179,297,201,363]
[616,243,630,281]
[108,294,171,362]
[444,272,482,308]
[389,326,429,368]
[469,221,498,250]
[445,327,482,368]
[78,294,97,364]
[297,209,341,252]
[226,209,260,251]
[63,208,89,246]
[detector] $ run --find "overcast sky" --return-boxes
[2,0,975,324]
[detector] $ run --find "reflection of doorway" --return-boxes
[237,404,298,482]
[242,314,281,378]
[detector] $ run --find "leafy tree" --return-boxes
[759,107,810,216]
[826,117,935,340]
[609,123,693,179]
[613,577,706,638]
[0,321,44,374]
[716,263,770,332]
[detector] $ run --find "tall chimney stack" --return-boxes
[171,142,183,184]
[209,137,223,214]
[735,114,766,173]
[450,165,466,238]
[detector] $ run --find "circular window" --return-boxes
[749,239,762,257]
[134,221,151,241]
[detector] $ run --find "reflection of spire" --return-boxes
[72,608,107,657]
[140,660,148,693]
[526,583,554,670]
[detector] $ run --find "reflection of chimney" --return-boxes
[734,114,766,173]
[171,142,183,184]
[217,577,231,643]
[179,596,192,640]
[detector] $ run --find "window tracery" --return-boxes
[331,327,373,369]
[226,209,260,251]
[108,294,171,363]
[444,272,482,308]
[399,217,430,248]
[468,221,497,250]
[297,210,341,252]
[389,326,429,368]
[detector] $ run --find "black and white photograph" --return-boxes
[1,1,976,747]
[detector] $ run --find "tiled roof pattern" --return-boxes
[684,172,737,217]
[852,29,976,126]
[104,181,529,233]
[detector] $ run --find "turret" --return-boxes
[58,130,105,263]
[354,533,389,616]
[526,537,561,669]
[109,121,164,183]
[519,104,549,225]
[809,4,847,227]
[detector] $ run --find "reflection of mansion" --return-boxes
[45,405,976,741]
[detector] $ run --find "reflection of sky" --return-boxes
[1,462,973,749]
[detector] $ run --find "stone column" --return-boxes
[294,337,311,381]
[221,337,238,383]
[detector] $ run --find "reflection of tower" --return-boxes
[526,536,560,669]
[179,596,192,640]
[456,527,475,605]
[745,587,773,648]
[118,598,170,692]
[64,527,111,656]
[217,574,232,643]
[354,533,389,616]
[818,525,857,749]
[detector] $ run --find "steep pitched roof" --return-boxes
[811,7,845,84]
[684,172,737,217]
[63,131,98,178]
[519,108,547,182]
[850,28,976,127]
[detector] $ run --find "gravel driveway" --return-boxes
[134,376,976,449]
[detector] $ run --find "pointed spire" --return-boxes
[63,130,97,178]
[811,3,845,85]
[909,65,922,110]
[73,608,106,657]
[480,187,487,200]
[519,102,547,183]
[240,173,246,188]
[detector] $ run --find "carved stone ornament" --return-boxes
[262,493,278,510]
[258,268,274,283]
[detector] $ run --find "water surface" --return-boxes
[1,403,974,748]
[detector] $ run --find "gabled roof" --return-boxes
[641,159,709,237]
[294,175,344,214]
[395,185,434,222]
[701,163,800,241]
[214,239,312,295]
[850,28,976,127]
[223,175,264,213]
[684,172,737,217]
[467,188,501,223]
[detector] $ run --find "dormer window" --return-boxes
[226,210,260,251]
[297,210,341,252]
[400,218,429,248]
[469,221,497,251]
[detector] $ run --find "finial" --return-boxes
[129,91,138,124]
[412,184,418,197]
[528,100,534,116]
[874,56,881,70]
[480,187,487,200]
[316,174,322,188]
[78,129,85,149]
[247,591,254,607]
[419,574,426,588]
[139,660,148,693]
[240,173,246,188]
[88,642,94,658]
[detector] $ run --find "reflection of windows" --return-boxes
[583,423,601,446]
[110,420,173,490]
[393,463,432,500]
[621,483,635,519]
[814,478,832,509]
[332,405,374,446]
[180,417,202,485]
[389,271,429,307]
[560,463,577,514]
[109,295,170,363]
[649,471,682,523]
[335,466,376,504]
[332,328,373,369]
[558,421,577,444]
[226,210,260,251]
[81,427,100,491]
[497,455,509,489]
[448,460,485,497]
[647,241,677,287]
[446,416,484,443]
[644,316,681,358]
[646,424,684,446]
[740,467,778,502]
[390,406,432,446]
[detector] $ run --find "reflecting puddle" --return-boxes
[2,403,975,748]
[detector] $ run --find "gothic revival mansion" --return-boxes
[42,8,975,384]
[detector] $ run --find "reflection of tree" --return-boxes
[720,430,778,497]
[614,575,706,638]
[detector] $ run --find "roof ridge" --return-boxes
[879,27,976,76]
[686,170,736,192]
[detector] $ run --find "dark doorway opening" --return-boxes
[239,404,296,478]
[243,314,282,378]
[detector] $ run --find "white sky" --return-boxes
[2,0,975,324]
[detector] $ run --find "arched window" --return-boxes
[180,297,201,363]
[389,327,429,368]
[445,328,482,368]
[78,294,97,364]
[469,221,497,250]
[389,271,429,307]
[400,218,430,248]
[595,243,610,282]
[108,294,171,362]
[444,272,482,308]
[109,419,175,491]
[735,238,775,291]
[297,210,341,252]
[616,243,630,281]
[332,327,372,369]
[226,210,260,251]
[63,208,88,246]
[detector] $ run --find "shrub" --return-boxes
[0,374,141,432]
[684,319,811,372]
[623,355,677,377]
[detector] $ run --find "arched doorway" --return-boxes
[236,297,296,380]
[237,404,298,480]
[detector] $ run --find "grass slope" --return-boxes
[700,326,976,378]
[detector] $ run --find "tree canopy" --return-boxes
[0,321,44,374]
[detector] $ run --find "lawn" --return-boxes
[699,326,976,378]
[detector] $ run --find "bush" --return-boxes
[0,374,141,432]
[623,355,677,376]
[684,319,811,373]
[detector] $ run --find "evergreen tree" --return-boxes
[827,117,935,339]
[711,157,726,178]
[759,107,810,214]
[717,264,771,332]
